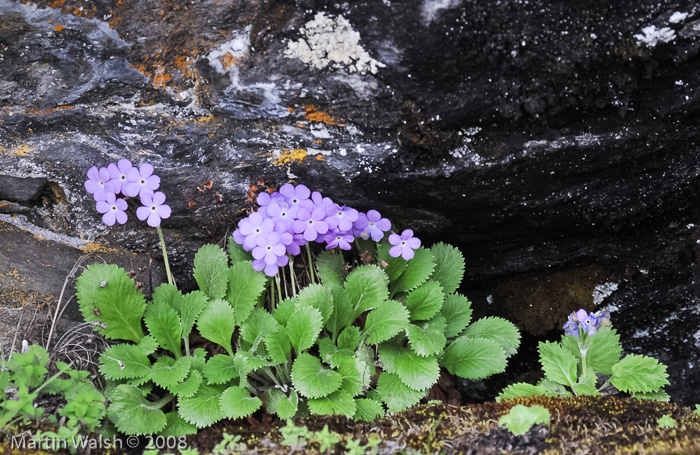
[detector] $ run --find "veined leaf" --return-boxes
[441,293,472,338]
[161,412,198,437]
[308,389,356,418]
[316,250,348,287]
[152,283,183,310]
[610,354,669,394]
[265,331,292,364]
[292,353,343,399]
[354,398,384,421]
[144,300,182,356]
[326,285,353,336]
[405,281,444,322]
[344,265,389,321]
[442,337,507,379]
[337,326,361,351]
[168,369,203,398]
[76,263,145,342]
[233,351,271,378]
[562,327,621,376]
[539,341,578,388]
[220,386,262,420]
[265,388,299,419]
[296,284,334,326]
[99,344,151,380]
[203,354,239,385]
[241,308,280,350]
[499,405,550,436]
[377,240,407,283]
[395,350,440,391]
[428,243,465,295]
[497,383,548,401]
[406,315,447,357]
[179,291,208,339]
[634,390,670,402]
[149,356,191,389]
[378,342,402,374]
[227,236,252,264]
[197,299,236,354]
[462,317,520,357]
[193,244,229,301]
[364,300,410,345]
[274,298,296,326]
[376,372,424,413]
[137,336,159,356]
[392,248,435,294]
[287,306,323,353]
[178,383,227,428]
[337,356,363,397]
[108,385,166,435]
[226,261,267,325]
[571,383,599,396]
[318,338,353,368]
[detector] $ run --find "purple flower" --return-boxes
[279,183,313,211]
[265,200,298,230]
[324,230,354,250]
[125,163,160,198]
[235,212,275,250]
[354,210,391,241]
[252,244,289,276]
[252,232,287,265]
[107,159,134,194]
[286,233,306,255]
[293,206,330,242]
[85,166,115,201]
[563,308,611,337]
[136,191,172,227]
[96,192,128,226]
[311,191,339,228]
[388,229,421,260]
[334,206,359,232]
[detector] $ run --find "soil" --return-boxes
[3,396,700,455]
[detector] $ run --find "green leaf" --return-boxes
[354,399,384,421]
[610,354,669,394]
[233,351,272,378]
[265,388,299,419]
[442,337,507,379]
[99,344,151,380]
[108,385,167,435]
[149,356,191,389]
[168,369,203,398]
[378,342,402,375]
[428,243,465,295]
[364,300,410,345]
[337,356,364,397]
[376,372,425,413]
[228,236,252,264]
[695,404,700,416]
[634,390,670,402]
[287,306,323,353]
[265,331,292,364]
[344,265,389,321]
[274,298,296,326]
[292,353,343,399]
[161,412,198,437]
[178,383,227,428]
[220,386,262,419]
[203,355,239,384]
[571,383,599,396]
[406,316,447,357]
[499,405,550,436]
[338,326,361,351]
[657,414,676,428]
[318,338,353,367]
[440,293,472,338]
[315,251,348,287]
[193,244,229,301]
[326,285,353,336]
[144,300,182,356]
[539,341,578,388]
[76,263,145,342]
[137,336,159,356]
[308,389,356,418]
[395,350,440,391]
[405,280,444,322]
[197,299,236,354]
[296,284,334,326]
[462,317,520,357]
[393,248,435,294]
[226,261,267,325]
[497,383,548,401]
[241,308,280,350]
[538,379,572,397]
[152,283,183,310]
[561,327,622,376]
[377,240,407,283]
[179,291,208,339]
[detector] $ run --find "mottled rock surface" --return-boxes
[1,0,699,404]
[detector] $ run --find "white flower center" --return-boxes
[401,241,406,245]
[369,222,376,228]
[151,205,157,211]
[110,205,117,211]
[120,174,126,181]
[140,178,146,185]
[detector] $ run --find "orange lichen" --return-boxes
[274,149,308,165]
[315,154,325,161]
[53,24,64,31]
[44,105,73,114]
[304,105,345,126]
[222,52,238,70]
[152,65,173,89]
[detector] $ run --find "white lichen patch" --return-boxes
[635,25,676,47]
[421,0,463,25]
[669,12,689,24]
[285,12,386,75]
[593,282,618,306]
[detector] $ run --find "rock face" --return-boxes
[1,0,699,404]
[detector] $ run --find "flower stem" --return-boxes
[305,243,317,284]
[288,258,297,297]
[157,226,176,288]
[275,275,283,306]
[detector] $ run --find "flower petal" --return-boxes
[116,211,128,224]
[401,248,415,261]
[136,206,150,221]
[389,245,402,258]
[102,211,116,226]
[152,191,166,206]
[388,233,401,245]
[87,166,99,180]
[139,163,154,178]
[157,204,171,219]
[147,212,161,227]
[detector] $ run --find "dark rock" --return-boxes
[0,174,47,203]
[0,0,699,405]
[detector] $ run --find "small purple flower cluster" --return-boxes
[563,308,611,337]
[233,183,421,276]
[85,159,171,227]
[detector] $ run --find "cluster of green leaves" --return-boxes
[76,238,519,435]
[498,404,551,435]
[498,326,669,401]
[0,345,105,443]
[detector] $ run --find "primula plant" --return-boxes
[75,183,521,436]
[498,308,670,401]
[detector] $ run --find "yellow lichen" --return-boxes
[274,149,308,165]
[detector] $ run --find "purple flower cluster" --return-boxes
[85,159,171,227]
[563,308,611,338]
[233,183,421,276]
